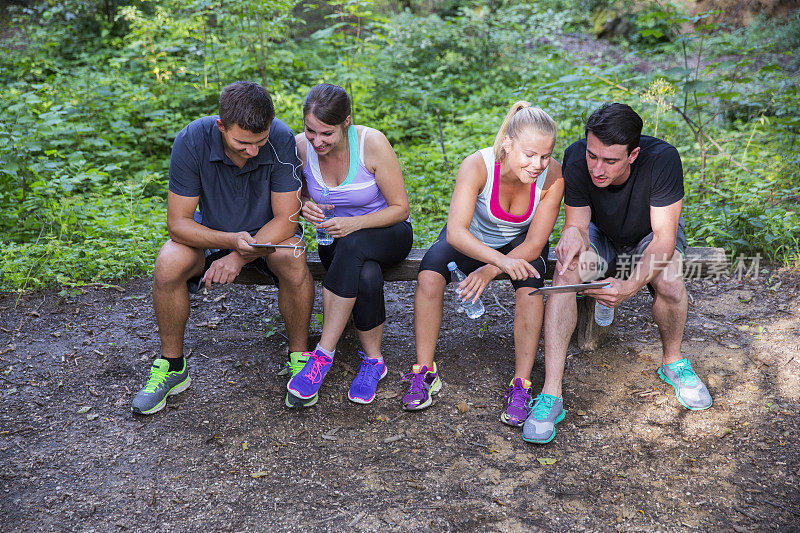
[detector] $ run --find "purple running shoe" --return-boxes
[401,363,441,410]
[500,377,532,427]
[348,352,388,404]
[287,349,333,399]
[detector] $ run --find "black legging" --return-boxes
[418,225,548,290]
[318,220,413,331]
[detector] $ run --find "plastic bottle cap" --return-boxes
[447,262,457,271]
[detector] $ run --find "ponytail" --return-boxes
[493,101,558,160]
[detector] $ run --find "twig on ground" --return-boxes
[347,511,366,527]
[733,505,759,520]
[764,499,800,517]
[492,293,512,316]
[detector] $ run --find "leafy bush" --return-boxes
[0,0,798,291]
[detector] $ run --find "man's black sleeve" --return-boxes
[649,145,684,207]
[563,143,590,208]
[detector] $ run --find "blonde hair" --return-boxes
[493,101,558,161]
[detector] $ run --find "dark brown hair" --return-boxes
[303,83,351,126]
[585,103,643,154]
[219,81,274,133]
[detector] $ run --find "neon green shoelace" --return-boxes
[143,366,168,393]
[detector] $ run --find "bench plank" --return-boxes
[233,246,729,285]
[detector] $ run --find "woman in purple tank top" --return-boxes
[285,84,412,407]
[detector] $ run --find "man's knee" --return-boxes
[154,240,203,288]
[651,274,686,305]
[552,263,583,285]
[269,248,310,288]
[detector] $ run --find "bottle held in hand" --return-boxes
[594,300,614,326]
[316,186,334,246]
[447,262,485,319]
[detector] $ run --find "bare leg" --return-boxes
[153,240,205,358]
[414,270,447,368]
[649,254,687,365]
[357,323,384,358]
[513,288,544,381]
[541,264,583,397]
[266,245,314,353]
[317,288,357,352]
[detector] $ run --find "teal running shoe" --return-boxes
[658,358,712,410]
[522,393,565,444]
[285,352,318,408]
[131,358,190,415]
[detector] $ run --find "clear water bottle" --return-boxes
[447,261,485,319]
[315,186,334,246]
[594,300,614,326]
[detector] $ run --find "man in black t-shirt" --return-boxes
[131,81,314,415]
[522,103,712,445]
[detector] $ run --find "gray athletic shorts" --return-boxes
[588,216,686,294]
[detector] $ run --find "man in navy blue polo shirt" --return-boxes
[132,81,314,415]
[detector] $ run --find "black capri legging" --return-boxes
[419,225,548,290]
[318,220,413,331]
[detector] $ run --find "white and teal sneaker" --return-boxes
[522,393,565,444]
[658,358,712,410]
[131,358,191,415]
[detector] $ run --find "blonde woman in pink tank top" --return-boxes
[403,102,564,433]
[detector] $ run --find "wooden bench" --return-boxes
[234,246,729,351]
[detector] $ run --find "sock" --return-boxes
[164,356,184,372]
[315,344,335,359]
[369,354,384,363]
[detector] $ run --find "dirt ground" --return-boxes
[1,267,799,532]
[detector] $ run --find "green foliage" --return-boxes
[0,0,798,291]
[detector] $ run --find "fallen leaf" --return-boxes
[456,401,470,413]
[537,457,557,466]
[383,434,404,443]
[242,441,249,451]
[717,428,733,438]
[86,413,99,421]
[576,410,587,416]
[77,406,92,414]
[52,331,62,337]
[249,471,270,478]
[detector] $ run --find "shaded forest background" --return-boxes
[1,0,799,293]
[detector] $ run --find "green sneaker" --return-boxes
[131,358,191,415]
[285,352,318,408]
[658,358,712,410]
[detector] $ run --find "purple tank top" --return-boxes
[303,126,392,218]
